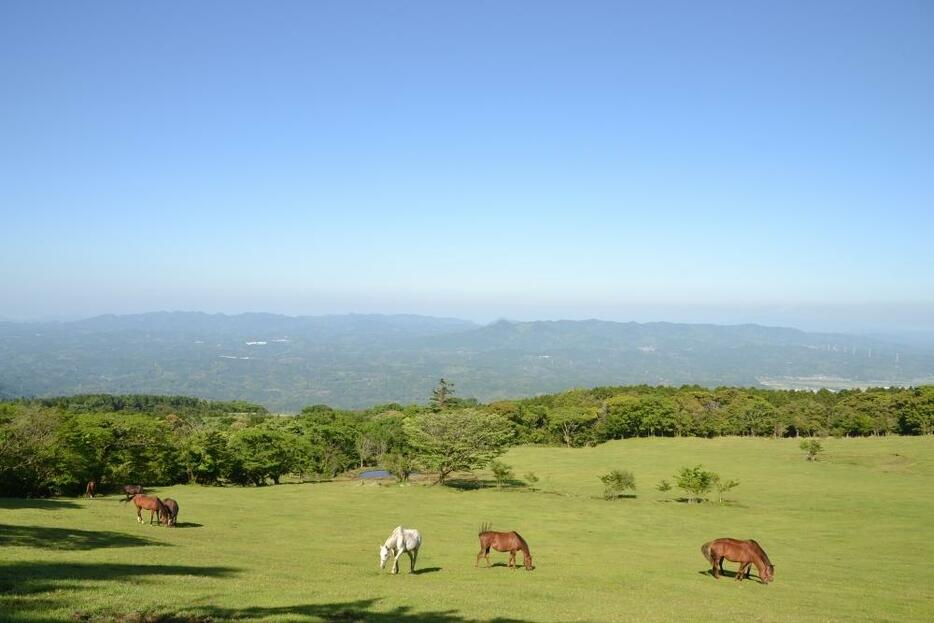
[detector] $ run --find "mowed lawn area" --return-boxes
[2,437,934,623]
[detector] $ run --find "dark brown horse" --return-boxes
[701,538,774,583]
[85,481,96,498]
[476,524,533,570]
[160,498,179,527]
[120,484,145,502]
[131,494,167,525]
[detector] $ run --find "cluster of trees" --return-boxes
[491,385,934,446]
[2,383,932,497]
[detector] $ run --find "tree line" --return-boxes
[1,383,932,497]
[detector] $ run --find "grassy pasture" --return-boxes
[2,436,933,622]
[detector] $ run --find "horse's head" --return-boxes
[524,555,534,571]
[763,564,775,583]
[379,544,391,569]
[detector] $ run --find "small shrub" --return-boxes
[656,479,672,493]
[599,469,636,500]
[675,465,716,503]
[712,475,740,503]
[489,460,514,488]
[384,452,415,483]
[800,439,823,461]
[523,471,539,486]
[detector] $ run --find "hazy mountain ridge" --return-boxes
[1,312,931,410]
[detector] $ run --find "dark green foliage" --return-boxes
[656,479,672,493]
[2,382,934,497]
[599,469,636,499]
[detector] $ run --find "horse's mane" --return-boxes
[479,522,492,535]
[747,539,772,566]
[513,531,530,553]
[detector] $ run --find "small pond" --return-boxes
[360,470,392,479]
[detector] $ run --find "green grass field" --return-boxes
[3,437,934,623]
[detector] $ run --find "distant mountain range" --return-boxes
[1,312,932,411]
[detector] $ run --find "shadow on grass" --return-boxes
[443,478,528,491]
[0,498,80,510]
[413,567,442,575]
[71,599,557,623]
[697,569,767,584]
[170,522,203,529]
[0,561,239,597]
[0,524,169,550]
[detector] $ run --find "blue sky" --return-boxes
[1,1,932,331]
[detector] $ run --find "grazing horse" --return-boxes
[379,526,422,574]
[701,538,774,583]
[476,524,533,570]
[120,484,144,502]
[131,494,168,525]
[85,481,96,498]
[161,498,179,527]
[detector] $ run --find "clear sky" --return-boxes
[1,1,932,332]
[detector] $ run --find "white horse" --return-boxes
[379,526,422,574]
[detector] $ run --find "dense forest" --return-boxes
[1,384,932,497]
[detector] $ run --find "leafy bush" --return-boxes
[800,439,823,461]
[712,475,740,503]
[675,465,716,503]
[489,461,514,488]
[655,479,672,493]
[599,469,636,499]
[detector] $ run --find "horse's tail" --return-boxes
[479,522,491,535]
[701,541,713,564]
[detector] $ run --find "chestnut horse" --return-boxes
[131,494,168,525]
[476,524,533,570]
[701,538,774,583]
[161,498,179,527]
[85,481,96,498]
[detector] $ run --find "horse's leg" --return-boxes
[711,557,721,578]
[736,562,750,581]
[136,506,142,523]
[392,548,404,574]
[508,550,516,569]
[483,547,492,567]
[476,548,484,567]
[408,549,417,573]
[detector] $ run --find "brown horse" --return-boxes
[701,538,774,583]
[476,524,533,570]
[161,498,179,527]
[120,484,145,502]
[85,481,96,498]
[131,494,168,525]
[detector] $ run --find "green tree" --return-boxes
[225,427,295,486]
[489,460,514,488]
[430,378,455,411]
[403,409,513,484]
[800,439,823,461]
[712,475,740,503]
[599,469,636,499]
[383,451,416,483]
[675,465,716,503]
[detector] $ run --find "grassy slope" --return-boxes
[2,437,933,623]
